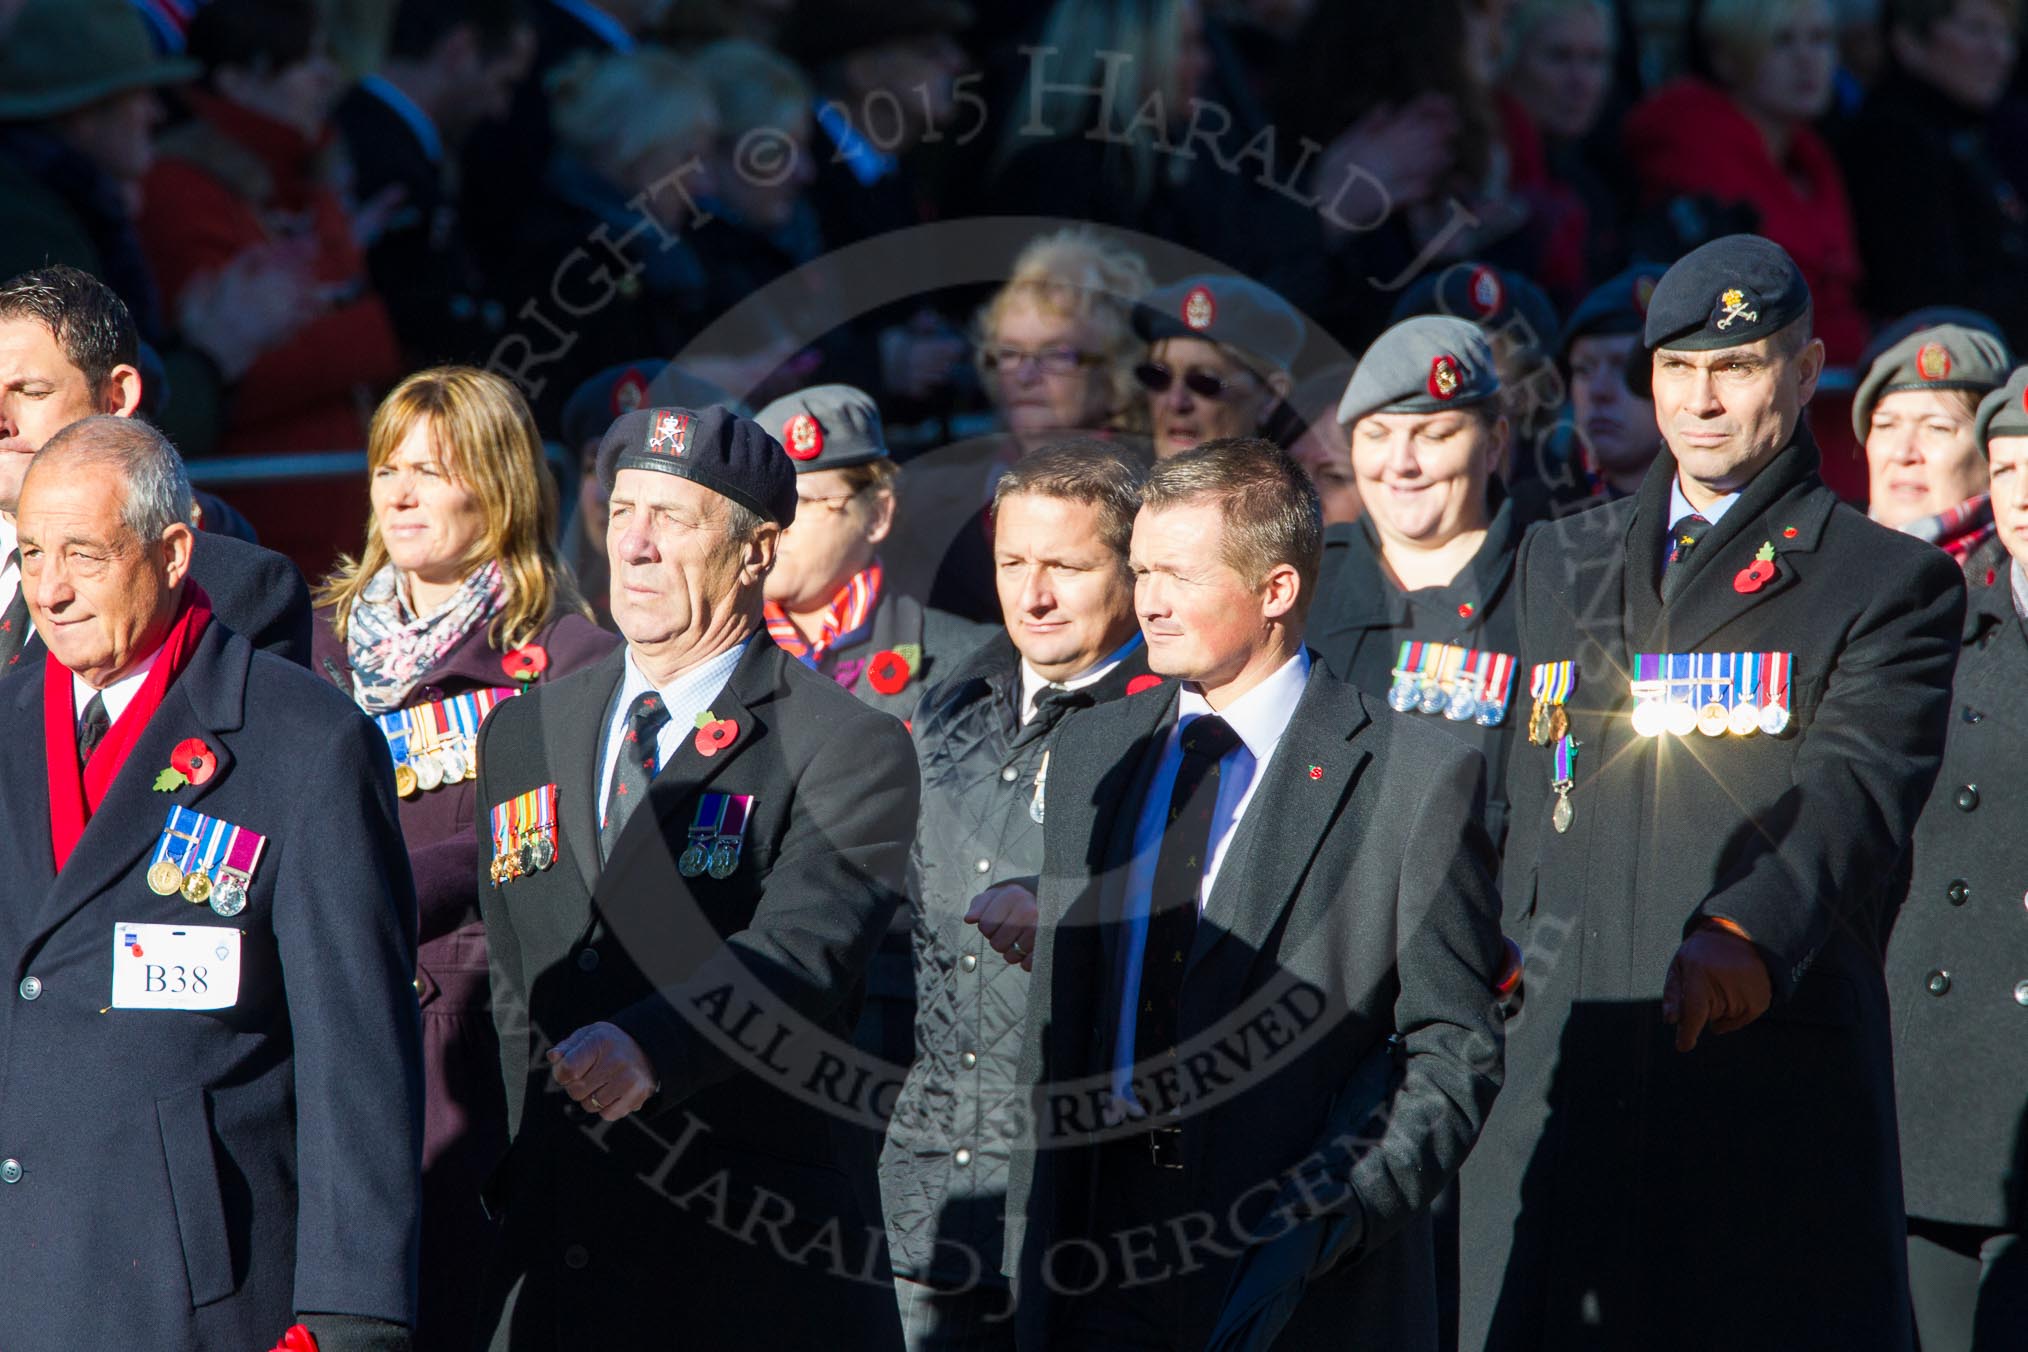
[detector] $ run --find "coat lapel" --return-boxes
[1088,687,1178,973]
[1186,668,1370,978]
[541,647,624,898]
[34,626,248,939]
[1651,481,1833,655]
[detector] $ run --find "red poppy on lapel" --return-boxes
[867,650,913,695]
[1734,542,1778,594]
[153,737,217,792]
[503,644,550,682]
[1125,674,1163,696]
[694,712,739,757]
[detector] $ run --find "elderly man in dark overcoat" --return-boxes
[474,404,919,1349]
[0,415,422,1351]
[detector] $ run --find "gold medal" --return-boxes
[1527,701,1552,747]
[1546,706,1570,743]
[1696,703,1730,738]
[147,860,185,896]
[394,763,419,798]
[1728,702,1760,737]
[181,871,213,905]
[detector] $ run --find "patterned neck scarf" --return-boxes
[1901,494,1995,564]
[346,560,504,712]
[764,561,882,666]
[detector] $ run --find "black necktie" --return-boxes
[77,691,110,767]
[600,691,671,863]
[1661,513,1713,602]
[1135,715,1242,1073]
[0,550,28,671]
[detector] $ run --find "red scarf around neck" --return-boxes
[44,586,214,873]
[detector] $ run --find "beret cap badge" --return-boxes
[1916,342,1952,382]
[783,412,824,461]
[1182,285,1216,332]
[1714,287,1759,331]
[648,410,692,456]
[1467,265,1504,317]
[1428,354,1463,400]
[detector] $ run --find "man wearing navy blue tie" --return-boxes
[998,439,1506,1351]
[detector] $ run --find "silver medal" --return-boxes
[210,875,248,917]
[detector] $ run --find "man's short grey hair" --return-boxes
[36,415,195,542]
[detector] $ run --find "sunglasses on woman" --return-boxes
[1134,361,1262,402]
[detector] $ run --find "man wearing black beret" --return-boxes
[1460,235,1967,1351]
[474,404,919,1349]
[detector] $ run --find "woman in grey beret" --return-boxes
[1858,322,2015,572]
[1885,364,2028,1352]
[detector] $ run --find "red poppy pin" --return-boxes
[693,710,739,757]
[270,1326,321,1352]
[867,645,921,696]
[1308,765,1324,781]
[1734,542,1777,594]
[502,643,549,683]
[153,737,217,792]
[1126,674,1164,696]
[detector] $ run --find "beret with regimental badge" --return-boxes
[1134,274,1307,372]
[753,383,890,472]
[1390,263,1560,362]
[1644,235,1812,352]
[1852,324,2016,441]
[1560,262,1669,359]
[596,404,798,526]
[1973,367,2028,455]
[1337,316,1500,427]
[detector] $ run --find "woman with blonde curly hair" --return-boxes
[312,366,616,1351]
[975,226,1155,455]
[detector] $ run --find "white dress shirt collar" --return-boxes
[1175,648,1311,762]
[0,513,18,606]
[1018,634,1144,724]
[74,646,162,727]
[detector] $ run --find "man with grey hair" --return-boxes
[997,437,1506,1350]
[0,415,424,1350]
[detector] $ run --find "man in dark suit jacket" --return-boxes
[0,417,421,1350]
[1459,236,1967,1351]
[0,263,312,676]
[335,0,534,366]
[475,404,918,1349]
[986,439,1506,1351]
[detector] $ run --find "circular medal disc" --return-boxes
[1445,690,1479,722]
[708,843,739,880]
[1760,704,1791,736]
[1527,703,1552,746]
[1696,703,1730,738]
[516,839,539,876]
[1729,703,1761,737]
[1631,702,1666,739]
[1418,685,1447,716]
[1546,706,1570,743]
[1387,683,1417,714]
[181,872,213,905]
[532,835,556,871]
[1665,702,1698,738]
[210,877,247,917]
[147,861,186,896]
[414,755,444,792]
[1476,701,1505,729]
[439,745,469,783]
[1552,793,1574,834]
[394,764,419,798]
[678,844,708,878]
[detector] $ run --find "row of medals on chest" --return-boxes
[491,826,554,884]
[395,734,475,798]
[145,852,249,915]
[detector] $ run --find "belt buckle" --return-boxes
[1146,1125,1184,1170]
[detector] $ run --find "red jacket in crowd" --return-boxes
[1624,78,1869,366]
[139,89,400,457]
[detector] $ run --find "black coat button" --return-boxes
[577,948,600,972]
[563,1243,589,1269]
[1926,970,1951,996]
[1947,880,1970,906]
[1955,785,1980,812]
[1962,706,1984,724]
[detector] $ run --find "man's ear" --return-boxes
[160,521,197,589]
[1261,560,1302,622]
[1794,338,1827,407]
[102,364,143,418]
[745,522,782,582]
